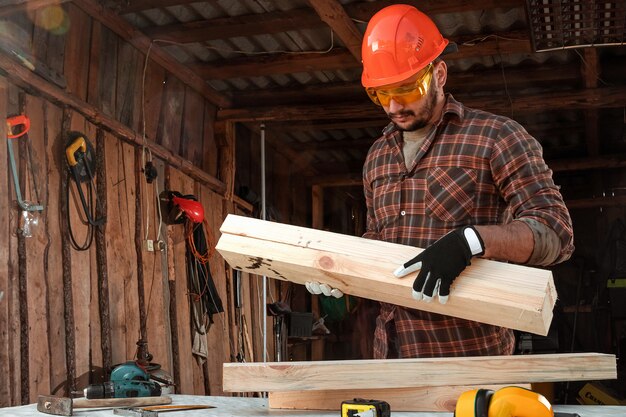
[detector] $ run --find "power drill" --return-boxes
[83,362,161,399]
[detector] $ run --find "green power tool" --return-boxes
[83,362,162,399]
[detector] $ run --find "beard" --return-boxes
[387,80,438,132]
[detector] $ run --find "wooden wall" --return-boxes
[0,3,278,406]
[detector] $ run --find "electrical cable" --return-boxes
[65,174,94,251]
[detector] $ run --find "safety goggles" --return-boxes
[366,63,434,107]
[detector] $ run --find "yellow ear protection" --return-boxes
[455,387,554,417]
[455,389,494,417]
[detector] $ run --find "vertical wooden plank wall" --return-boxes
[0,2,280,406]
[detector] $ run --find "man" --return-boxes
[359,4,574,359]
[308,4,574,359]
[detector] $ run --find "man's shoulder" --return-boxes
[447,98,524,134]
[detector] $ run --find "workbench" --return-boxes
[3,394,625,416]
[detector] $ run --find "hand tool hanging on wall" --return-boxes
[159,191,224,362]
[64,131,106,251]
[7,115,44,237]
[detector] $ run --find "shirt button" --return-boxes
[400,210,406,216]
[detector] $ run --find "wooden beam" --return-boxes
[0,49,226,195]
[216,214,557,335]
[218,86,626,122]
[143,8,322,43]
[231,63,580,108]
[268,384,531,412]
[73,0,231,108]
[307,0,362,61]
[192,30,529,81]
[222,353,616,392]
[190,48,357,80]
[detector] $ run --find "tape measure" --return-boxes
[341,398,390,417]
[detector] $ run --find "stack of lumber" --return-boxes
[216,214,556,335]
[217,216,617,412]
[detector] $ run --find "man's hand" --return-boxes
[393,226,484,304]
[305,281,344,298]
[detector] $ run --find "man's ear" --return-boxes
[435,60,447,89]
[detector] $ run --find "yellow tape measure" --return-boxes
[341,399,390,417]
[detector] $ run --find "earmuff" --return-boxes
[454,387,553,417]
[454,389,494,417]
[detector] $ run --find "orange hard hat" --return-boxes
[361,4,452,88]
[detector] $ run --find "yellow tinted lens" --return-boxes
[367,64,433,107]
[366,88,382,106]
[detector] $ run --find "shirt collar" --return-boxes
[379,93,465,137]
[437,93,464,124]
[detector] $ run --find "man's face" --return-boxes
[365,61,445,131]
[383,75,438,131]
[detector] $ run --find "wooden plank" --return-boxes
[137,155,173,378]
[142,62,166,143]
[105,134,139,364]
[167,168,195,394]
[68,113,96,391]
[0,49,226,195]
[74,0,230,108]
[198,186,229,395]
[63,4,91,101]
[268,384,531,411]
[216,215,556,335]
[44,101,68,397]
[0,76,12,406]
[157,75,184,155]
[23,94,50,402]
[180,89,205,167]
[223,353,616,392]
[201,103,217,178]
[116,41,143,132]
[95,24,118,117]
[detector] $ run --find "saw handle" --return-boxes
[6,114,30,139]
[66,136,87,167]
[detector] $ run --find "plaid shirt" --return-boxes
[363,95,574,358]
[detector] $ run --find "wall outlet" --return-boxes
[144,239,154,252]
[155,240,166,251]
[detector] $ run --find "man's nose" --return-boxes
[387,97,404,112]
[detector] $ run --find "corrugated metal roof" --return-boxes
[117,0,625,179]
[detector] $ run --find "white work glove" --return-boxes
[304,281,343,298]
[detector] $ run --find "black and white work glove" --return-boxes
[393,226,485,304]
[304,281,344,298]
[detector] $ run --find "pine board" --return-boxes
[223,353,616,392]
[216,214,556,335]
[268,384,531,411]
